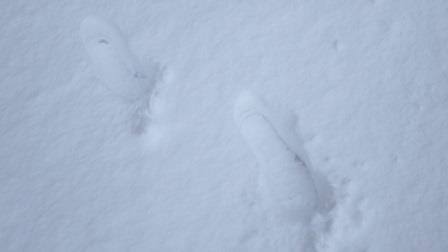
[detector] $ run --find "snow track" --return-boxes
[80,16,149,102]
[80,16,161,134]
[234,91,318,251]
[2,1,448,251]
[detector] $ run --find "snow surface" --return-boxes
[1,0,448,251]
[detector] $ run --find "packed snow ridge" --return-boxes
[234,91,318,250]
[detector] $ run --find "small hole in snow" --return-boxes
[98,39,109,44]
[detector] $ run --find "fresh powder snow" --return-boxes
[1,0,447,251]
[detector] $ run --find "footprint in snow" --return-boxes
[234,92,322,251]
[80,16,162,134]
[234,91,319,248]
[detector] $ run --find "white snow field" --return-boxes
[1,0,448,251]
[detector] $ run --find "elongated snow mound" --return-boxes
[234,91,318,249]
[80,16,164,134]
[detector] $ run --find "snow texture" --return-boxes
[1,0,448,251]
[80,16,162,134]
[234,91,318,251]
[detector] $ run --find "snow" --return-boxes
[80,16,152,103]
[1,0,448,251]
[234,91,318,251]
